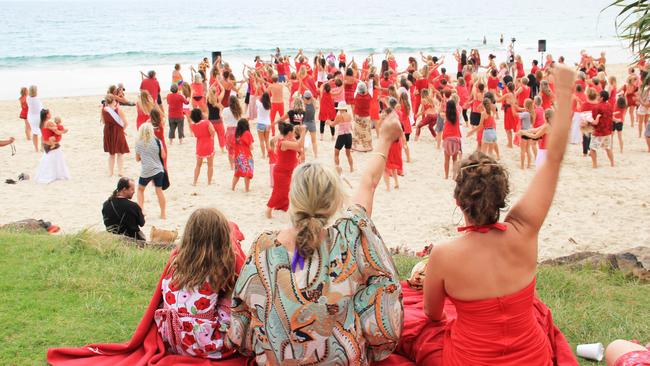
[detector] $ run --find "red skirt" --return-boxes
[386,140,403,171]
[504,108,518,131]
[375,282,578,366]
[266,166,294,211]
[103,123,130,155]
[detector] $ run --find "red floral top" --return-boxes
[154,267,235,359]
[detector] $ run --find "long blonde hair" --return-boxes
[137,122,155,144]
[138,90,156,114]
[171,208,236,293]
[29,85,38,97]
[289,162,344,258]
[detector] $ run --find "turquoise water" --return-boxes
[0,0,631,99]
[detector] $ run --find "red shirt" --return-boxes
[442,116,461,138]
[380,78,391,97]
[397,105,412,134]
[487,76,499,90]
[572,92,587,112]
[415,78,428,92]
[140,78,161,102]
[456,85,469,107]
[591,102,613,136]
[235,130,254,157]
[166,93,188,119]
[517,85,530,107]
[190,120,214,157]
[613,106,625,121]
[530,65,539,75]
[354,93,371,117]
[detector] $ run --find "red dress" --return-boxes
[136,104,150,130]
[19,95,28,119]
[344,82,356,105]
[370,88,380,120]
[374,280,578,366]
[102,108,130,154]
[318,90,336,121]
[266,138,299,211]
[190,120,214,158]
[386,139,403,172]
[234,131,254,179]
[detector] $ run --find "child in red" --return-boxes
[53,117,68,143]
[19,87,30,140]
[232,119,254,192]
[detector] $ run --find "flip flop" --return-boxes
[5,179,16,184]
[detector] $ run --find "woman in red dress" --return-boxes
[318,83,336,140]
[19,87,30,140]
[383,66,579,366]
[102,94,130,177]
[265,122,306,218]
[136,90,156,130]
[383,98,404,191]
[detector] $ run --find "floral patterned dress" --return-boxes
[154,267,236,359]
[227,205,403,365]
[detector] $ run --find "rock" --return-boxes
[542,247,650,283]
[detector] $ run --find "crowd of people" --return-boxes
[3,44,648,365]
[45,63,650,366]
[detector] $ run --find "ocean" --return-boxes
[0,0,633,100]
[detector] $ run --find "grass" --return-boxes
[1,230,648,365]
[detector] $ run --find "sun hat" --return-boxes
[303,90,312,99]
[336,102,349,110]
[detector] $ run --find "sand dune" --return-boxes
[1,63,649,260]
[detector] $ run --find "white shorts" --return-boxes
[637,105,649,115]
[590,135,612,151]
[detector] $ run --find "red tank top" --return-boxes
[275,138,299,171]
[483,114,495,129]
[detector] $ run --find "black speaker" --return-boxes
[211,51,222,63]
[538,40,546,53]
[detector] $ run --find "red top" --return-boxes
[541,92,554,110]
[388,59,397,71]
[140,78,161,102]
[572,92,587,112]
[613,106,625,121]
[591,102,613,136]
[483,114,495,129]
[20,95,28,119]
[517,86,530,107]
[166,93,188,119]
[55,124,64,142]
[456,85,469,107]
[487,76,499,90]
[443,117,461,138]
[235,130,253,157]
[344,82,357,105]
[516,61,525,78]
[397,105,412,134]
[608,87,617,108]
[442,278,553,365]
[380,78,391,97]
[457,222,507,233]
[191,83,205,99]
[415,78,428,92]
[42,125,56,144]
[530,65,540,75]
[534,106,545,128]
[338,53,346,63]
[275,138,299,172]
[190,120,214,157]
[354,93,371,117]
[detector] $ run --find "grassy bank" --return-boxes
[1,230,648,365]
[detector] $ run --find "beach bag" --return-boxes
[155,139,170,190]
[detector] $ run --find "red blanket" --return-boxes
[47,223,252,366]
[374,282,578,366]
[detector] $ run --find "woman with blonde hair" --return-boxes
[135,122,166,219]
[136,90,157,130]
[26,85,43,152]
[191,72,207,114]
[228,112,405,365]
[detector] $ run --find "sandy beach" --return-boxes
[1,63,648,260]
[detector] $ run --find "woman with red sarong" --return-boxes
[265,122,306,218]
[378,65,579,366]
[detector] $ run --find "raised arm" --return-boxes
[505,66,575,235]
[351,113,402,217]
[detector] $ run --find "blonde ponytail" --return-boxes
[289,163,344,258]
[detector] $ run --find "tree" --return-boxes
[608,0,650,62]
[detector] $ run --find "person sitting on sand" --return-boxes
[228,111,405,365]
[386,65,578,365]
[102,177,145,241]
[606,339,650,366]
